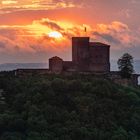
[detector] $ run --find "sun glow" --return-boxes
[48,31,63,38]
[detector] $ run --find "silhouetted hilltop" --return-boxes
[0,74,140,139]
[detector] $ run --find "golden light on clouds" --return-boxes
[1,0,18,5]
[0,0,77,14]
[0,16,137,62]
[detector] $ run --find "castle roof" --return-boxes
[90,42,110,47]
[49,56,63,61]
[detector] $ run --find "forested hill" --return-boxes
[0,74,140,140]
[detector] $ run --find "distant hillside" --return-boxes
[0,60,140,73]
[0,63,48,71]
[0,74,140,139]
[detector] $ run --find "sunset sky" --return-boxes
[0,0,140,63]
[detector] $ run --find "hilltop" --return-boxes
[0,74,140,140]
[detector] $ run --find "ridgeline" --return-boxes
[0,73,140,140]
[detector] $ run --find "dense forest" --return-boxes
[0,73,140,140]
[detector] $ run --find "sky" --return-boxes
[0,0,140,63]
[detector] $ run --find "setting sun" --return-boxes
[48,31,63,38]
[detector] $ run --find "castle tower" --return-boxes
[49,56,63,74]
[72,37,90,71]
[89,42,110,73]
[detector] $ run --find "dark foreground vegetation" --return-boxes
[0,73,140,140]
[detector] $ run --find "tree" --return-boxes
[117,53,134,79]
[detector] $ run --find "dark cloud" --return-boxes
[93,32,121,44]
[40,19,63,31]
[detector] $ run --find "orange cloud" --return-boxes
[2,0,18,5]
[0,0,78,15]
[92,21,137,49]
[0,18,139,63]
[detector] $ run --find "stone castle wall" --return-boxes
[89,44,110,72]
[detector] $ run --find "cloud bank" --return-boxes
[0,18,139,63]
[0,0,140,62]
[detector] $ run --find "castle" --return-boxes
[49,37,110,74]
[15,36,139,86]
